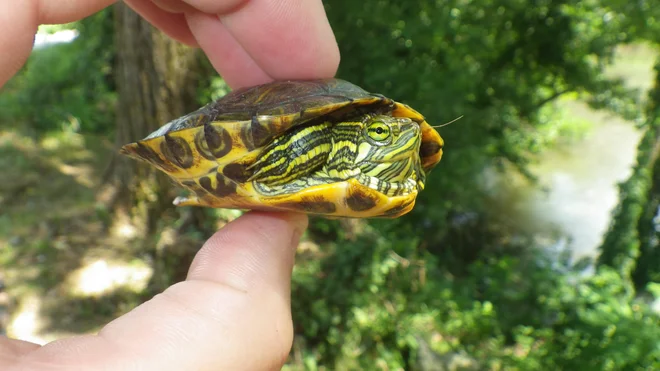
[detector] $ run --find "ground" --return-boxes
[0,129,158,343]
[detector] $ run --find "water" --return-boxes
[502,105,642,259]
[491,44,656,259]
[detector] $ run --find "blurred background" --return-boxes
[1,1,660,369]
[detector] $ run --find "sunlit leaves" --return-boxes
[0,10,116,134]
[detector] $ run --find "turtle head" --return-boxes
[350,115,426,193]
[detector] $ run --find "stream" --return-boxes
[488,44,656,260]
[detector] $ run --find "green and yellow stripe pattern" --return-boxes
[249,115,422,198]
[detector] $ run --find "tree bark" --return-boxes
[104,3,204,233]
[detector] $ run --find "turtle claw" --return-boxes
[173,195,204,207]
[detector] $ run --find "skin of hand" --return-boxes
[0,0,340,369]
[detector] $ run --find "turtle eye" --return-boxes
[366,121,391,142]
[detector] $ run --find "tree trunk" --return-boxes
[103,3,204,234]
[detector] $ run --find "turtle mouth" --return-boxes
[365,151,415,164]
[359,174,419,197]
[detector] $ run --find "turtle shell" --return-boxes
[120,79,444,218]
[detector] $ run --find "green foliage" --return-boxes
[291,224,660,369]
[505,267,660,370]
[0,10,115,134]
[599,58,660,291]
[597,124,653,285]
[604,0,660,43]
[633,61,660,288]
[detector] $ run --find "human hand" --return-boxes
[0,0,340,89]
[2,212,308,370]
[1,0,340,369]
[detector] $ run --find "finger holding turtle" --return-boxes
[127,0,341,88]
[1,0,340,89]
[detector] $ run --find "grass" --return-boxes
[0,122,239,342]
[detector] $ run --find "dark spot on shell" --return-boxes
[420,141,442,158]
[346,188,378,212]
[251,116,273,148]
[162,134,194,169]
[279,199,337,214]
[194,130,215,160]
[133,142,177,172]
[383,200,414,216]
[198,176,212,191]
[181,179,205,193]
[180,180,209,202]
[215,173,237,197]
[240,120,257,151]
[203,123,232,159]
[198,173,237,198]
[181,180,199,189]
[223,163,253,183]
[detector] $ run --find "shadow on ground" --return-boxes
[0,128,206,341]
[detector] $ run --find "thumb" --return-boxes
[6,211,308,371]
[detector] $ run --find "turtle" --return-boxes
[120,78,444,218]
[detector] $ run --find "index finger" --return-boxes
[183,0,340,88]
[0,0,116,87]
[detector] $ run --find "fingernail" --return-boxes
[288,213,308,249]
[291,228,304,250]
